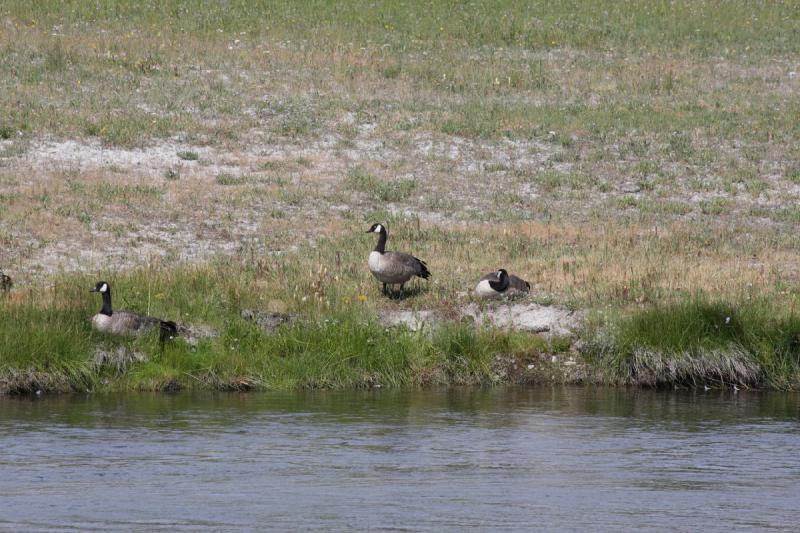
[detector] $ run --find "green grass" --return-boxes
[587,297,800,389]
[700,197,733,216]
[1,1,798,147]
[215,173,250,186]
[6,1,798,54]
[346,166,418,202]
[0,264,562,394]
[4,261,800,393]
[177,150,199,161]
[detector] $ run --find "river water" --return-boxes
[1,387,798,531]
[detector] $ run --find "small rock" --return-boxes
[178,323,219,346]
[379,309,440,332]
[241,309,297,333]
[94,346,147,371]
[461,302,582,336]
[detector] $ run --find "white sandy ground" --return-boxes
[1,116,798,284]
[2,128,568,278]
[380,302,583,336]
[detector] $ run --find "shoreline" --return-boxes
[2,265,797,395]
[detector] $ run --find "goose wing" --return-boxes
[479,271,500,283]
[385,251,430,279]
[508,274,530,292]
[111,310,161,336]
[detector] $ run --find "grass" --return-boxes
[1,2,800,392]
[177,151,198,161]
[4,260,800,393]
[1,1,798,147]
[0,263,564,393]
[586,297,800,389]
[346,166,418,202]
[215,173,249,186]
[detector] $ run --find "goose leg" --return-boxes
[389,284,403,300]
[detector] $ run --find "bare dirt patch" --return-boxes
[379,301,582,337]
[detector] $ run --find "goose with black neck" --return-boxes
[90,281,178,342]
[475,268,530,299]
[366,223,431,298]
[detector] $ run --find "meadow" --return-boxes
[1,1,799,392]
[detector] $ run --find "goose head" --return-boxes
[366,223,386,234]
[90,281,110,294]
[496,269,508,282]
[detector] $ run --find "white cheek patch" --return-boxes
[100,283,108,293]
[374,224,383,233]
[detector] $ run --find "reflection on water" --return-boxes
[1,387,799,531]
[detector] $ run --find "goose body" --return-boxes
[475,269,530,299]
[91,308,161,336]
[90,281,177,341]
[366,223,431,296]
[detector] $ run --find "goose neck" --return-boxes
[488,274,509,292]
[100,291,113,316]
[374,230,387,253]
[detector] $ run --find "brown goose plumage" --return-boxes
[90,281,177,341]
[366,223,431,297]
[475,269,530,299]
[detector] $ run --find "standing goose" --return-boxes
[474,268,530,299]
[366,223,431,297]
[90,281,177,342]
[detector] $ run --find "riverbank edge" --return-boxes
[1,322,795,395]
[2,267,799,394]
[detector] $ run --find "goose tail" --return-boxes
[416,258,431,279]
[0,272,11,293]
[159,320,179,343]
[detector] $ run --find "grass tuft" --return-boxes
[587,297,800,389]
[346,166,417,202]
[177,151,199,161]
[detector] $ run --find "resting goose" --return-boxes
[474,269,530,299]
[90,281,177,342]
[366,223,431,297]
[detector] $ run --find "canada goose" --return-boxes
[474,268,530,299]
[90,281,177,342]
[366,223,431,297]
[0,271,11,293]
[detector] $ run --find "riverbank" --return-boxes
[2,261,798,394]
